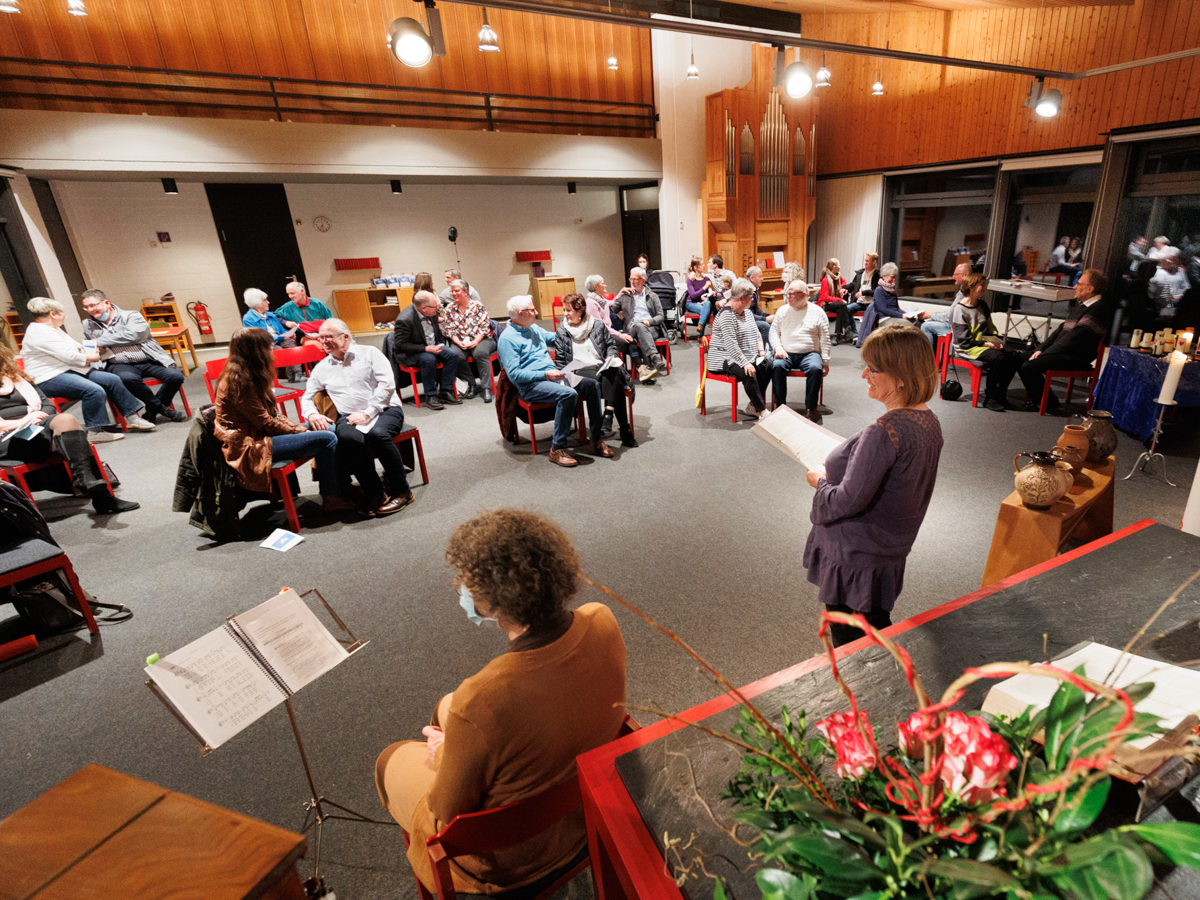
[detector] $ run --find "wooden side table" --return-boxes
[151,325,201,375]
[0,764,307,900]
[980,456,1115,587]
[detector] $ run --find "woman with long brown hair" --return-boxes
[413,272,435,298]
[817,257,853,344]
[0,343,138,514]
[214,327,351,512]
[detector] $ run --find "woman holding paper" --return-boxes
[374,509,627,896]
[706,278,771,419]
[0,343,138,513]
[554,293,634,449]
[803,322,943,646]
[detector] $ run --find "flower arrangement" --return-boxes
[716,609,1200,900]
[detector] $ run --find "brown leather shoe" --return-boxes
[548,448,578,467]
[375,491,415,516]
[322,494,358,513]
[590,440,614,458]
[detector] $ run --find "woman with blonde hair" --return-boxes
[816,258,853,344]
[0,342,138,514]
[803,322,943,645]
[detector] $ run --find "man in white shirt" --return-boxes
[302,318,413,517]
[1148,236,1172,261]
[768,281,830,420]
[1150,254,1191,313]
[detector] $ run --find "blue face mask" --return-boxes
[458,585,498,628]
[99,310,111,323]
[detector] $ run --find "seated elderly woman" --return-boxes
[241,288,302,381]
[442,278,496,402]
[555,293,635,448]
[375,508,627,896]
[19,296,156,441]
[0,342,138,514]
[769,280,831,420]
[706,277,771,420]
[214,327,354,514]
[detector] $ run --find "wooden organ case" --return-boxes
[703,46,816,290]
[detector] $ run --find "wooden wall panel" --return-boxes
[811,0,1200,175]
[0,0,653,137]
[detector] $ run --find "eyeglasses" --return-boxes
[863,365,884,375]
[317,334,345,343]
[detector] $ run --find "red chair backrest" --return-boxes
[204,357,228,402]
[604,293,615,301]
[273,343,326,369]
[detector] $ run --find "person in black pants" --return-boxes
[392,291,461,410]
[950,273,1023,412]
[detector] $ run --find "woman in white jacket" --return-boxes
[19,297,155,441]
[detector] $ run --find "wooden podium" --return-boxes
[1,764,308,899]
[981,456,1115,587]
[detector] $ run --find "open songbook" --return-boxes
[751,405,846,470]
[982,642,1200,780]
[145,589,350,750]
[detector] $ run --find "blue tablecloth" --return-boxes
[1092,346,1200,441]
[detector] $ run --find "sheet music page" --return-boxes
[234,589,349,693]
[145,627,286,749]
[751,405,845,469]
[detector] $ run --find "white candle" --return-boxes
[1159,350,1187,404]
[1131,329,1143,349]
[1180,330,1194,356]
[1183,455,1200,536]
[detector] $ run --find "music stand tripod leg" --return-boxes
[1124,399,1177,486]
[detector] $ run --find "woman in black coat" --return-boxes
[555,293,636,449]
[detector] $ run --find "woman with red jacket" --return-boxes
[817,258,853,345]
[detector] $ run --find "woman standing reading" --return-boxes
[803,323,943,646]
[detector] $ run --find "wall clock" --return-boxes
[313,216,332,233]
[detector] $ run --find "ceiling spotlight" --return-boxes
[478,8,499,52]
[391,180,403,194]
[0,0,19,13]
[1035,88,1062,117]
[161,178,178,194]
[784,62,813,98]
[67,0,86,15]
[387,17,433,67]
[608,54,618,71]
[815,64,831,88]
[872,75,884,96]
[686,52,699,80]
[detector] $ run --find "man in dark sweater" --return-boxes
[1019,269,1111,412]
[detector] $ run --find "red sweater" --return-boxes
[817,275,846,306]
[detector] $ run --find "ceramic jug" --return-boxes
[1052,443,1086,484]
[1055,424,1091,469]
[1014,452,1073,510]
[1072,411,1118,464]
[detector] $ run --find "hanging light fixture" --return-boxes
[606,0,617,70]
[386,2,444,69]
[685,0,698,80]
[1024,78,1061,117]
[67,0,86,15]
[0,0,19,13]
[871,74,884,96]
[477,8,499,52]
[784,61,813,98]
[815,0,830,87]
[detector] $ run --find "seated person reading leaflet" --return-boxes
[553,293,631,451]
[392,291,461,410]
[498,295,604,469]
[583,275,634,349]
[614,267,669,383]
[301,318,413,518]
[769,280,830,421]
[80,289,188,424]
[707,278,771,420]
[275,281,333,336]
[441,279,496,402]
[20,296,156,441]
[950,273,1023,413]
[375,509,627,897]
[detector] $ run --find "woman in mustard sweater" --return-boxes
[375,509,627,894]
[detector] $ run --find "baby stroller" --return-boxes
[647,270,682,344]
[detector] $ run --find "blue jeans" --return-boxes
[772,351,824,410]
[518,377,601,450]
[921,319,952,349]
[685,300,711,332]
[38,369,144,428]
[272,428,340,496]
[419,347,458,396]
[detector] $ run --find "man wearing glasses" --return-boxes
[302,319,414,517]
[497,295,608,467]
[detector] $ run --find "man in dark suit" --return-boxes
[392,290,461,410]
[844,252,882,336]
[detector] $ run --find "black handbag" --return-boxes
[940,352,963,401]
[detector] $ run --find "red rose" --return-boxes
[939,712,1018,806]
[817,710,878,780]
[897,709,939,759]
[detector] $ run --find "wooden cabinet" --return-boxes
[141,299,182,328]
[530,276,575,318]
[332,286,414,333]
[5,310,25,350]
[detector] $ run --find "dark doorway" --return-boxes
[205,184,307,316]
[620,182,661,277]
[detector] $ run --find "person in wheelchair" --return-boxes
[374,509,627,896]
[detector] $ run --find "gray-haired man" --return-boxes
[614,267,668,383]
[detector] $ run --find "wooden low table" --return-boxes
[151,325,201,375]
[1,764,307,900]
[980,455,1114,587]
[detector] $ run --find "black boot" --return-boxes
[55,430,139,514]
[613,405,636,447]
[463,379,478,400]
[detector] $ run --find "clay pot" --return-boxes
[1052,443,1086,484]
[1056,424,1091,469]
[1073,411,1118,464]
[1014,452,1073,510]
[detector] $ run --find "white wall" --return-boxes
[1015,202,1063,268]
[286,183,625,319]
[811,174,884,279]
[652,30,751,275]
[53,180,239,343]
[932,205,993,276]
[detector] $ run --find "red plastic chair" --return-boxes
[770,368,824,411]
[393,426,429,486]
[204,357,311,418]
[0,446,112,509]
[109,381,192,430]
[0,538,98,635]
[1036,343,1106,416]
[407,716,641,900]
[698,337,742,422]
[936,333,983,408]
[14,359,71,413]
[272,344,327,420]
[269,456,313,533]
[551,297,564,329]
[488,353,584,454]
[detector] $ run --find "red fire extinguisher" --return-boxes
[187,301,213,336]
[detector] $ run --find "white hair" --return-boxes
[286,281,306,294]
[450,278,470,292]
[244,288,268,310]
[629,267,646,280]
[786,279,810,297]
[880,262,900,279]
[584,274,605,293]
[321,317,351,336]
[506,295,536,316]
[782,262,804,282]
[746,266,762,278]
[729,278,755,299]
[27,296,63,317]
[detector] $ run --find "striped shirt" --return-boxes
[706,306,761,372]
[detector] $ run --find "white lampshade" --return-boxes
[815,65,831,88]
[686,52,699,80]
[872,78,884,96]
[784,62,813,98]
[67,0,86,15]
[1035,88,1062,117]
[0,0,20,13]
[607,54,618,71]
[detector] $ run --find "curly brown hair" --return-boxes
[219,327,277,411]
[0,342,28,384]
[562,293,587,316]
[445,509,579,629]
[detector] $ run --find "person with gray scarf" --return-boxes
[554,294,635,449]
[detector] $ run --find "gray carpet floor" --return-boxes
[2,325,1198,899]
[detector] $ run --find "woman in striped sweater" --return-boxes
[705,278,771,419]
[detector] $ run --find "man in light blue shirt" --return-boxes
[497,295,607,467]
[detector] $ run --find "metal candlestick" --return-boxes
[1124,398,1177,486]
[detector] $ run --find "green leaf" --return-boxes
[1128,821,1200,869]
[1037,833,1118,873]
[1050,867,1110,900]
[1054,777,1110,833]
[758,827,882,882]
[785,801,886,848]
[1044,679,1087,769]
[1092,839,1153,900]
[926,858,1018,887]
[755,868,813,900]
[713,877,729,900]
[732,808,778,830]
[1071,699,1128,760]
[1122,681,1155,706]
